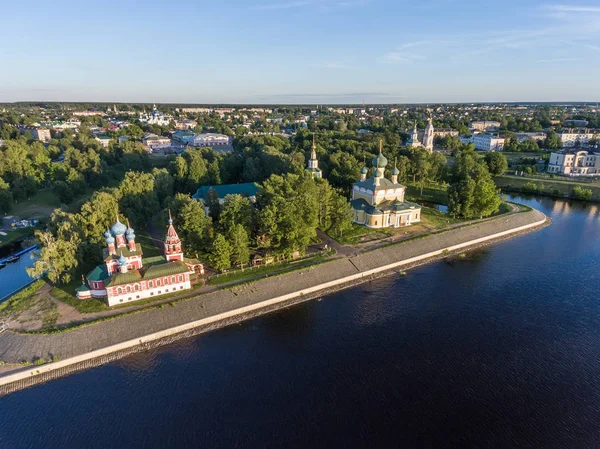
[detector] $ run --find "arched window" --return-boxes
[157,279,161,286]
[149,281,153,288]
[178,275,183,282]
[171,276,176,284]
[134,284,139,291]
[117,287,122,295]
[126,286,131,293]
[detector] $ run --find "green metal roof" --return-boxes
[105,271,143,288]
[143,261,189,280]
[86,265,109,282]
[351,198,421,215]
[353,177,404,191]
[75,284,91,293]
[192,183,258,201]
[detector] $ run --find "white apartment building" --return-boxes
[547,150,600,176]
[31,128,52,143]
[94,136,112,148]
[559,129,599,147]
[466,133,505,151]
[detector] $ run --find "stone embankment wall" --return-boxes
[0,209,548,395]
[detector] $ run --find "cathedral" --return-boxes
[350,145,422,229]
[407,118,434,152]
[76,212,204,307]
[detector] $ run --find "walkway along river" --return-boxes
[1,195,600,448]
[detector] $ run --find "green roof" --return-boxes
[87,265,109,282]
[351,198,421,215]
[104,243,143,262]
[354,177,404,191]
[105,271,143,288]
[143,261,189,280]
[192,183,258,201]
[75,284,91,293]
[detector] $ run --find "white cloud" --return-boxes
[543,4,600,13]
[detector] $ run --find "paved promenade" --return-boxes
[0,209,546,368]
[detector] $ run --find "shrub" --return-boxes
[571,185,593,201]
[521,182,539,193]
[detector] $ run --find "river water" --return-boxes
[0,253,36,302]
[1,195,600,448]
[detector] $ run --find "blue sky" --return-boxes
[1,1,600,103]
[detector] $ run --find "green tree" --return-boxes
[0,178,13,214]
[230,224,250,267]
[484,152,508,176]
[328,191,353,237]
[448,149,501,219]
[209,233,232,271]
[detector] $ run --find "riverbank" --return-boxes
[496,174,600,201]
[0,207,548,395]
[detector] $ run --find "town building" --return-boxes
[514,132,546,143]
[350,145,421,229]
[94,135,112,148]
[471,133,505,151]
[433,129,459,138]
[172,130,195,146]
[76,213,203,307]
[306,136,322,178]
[547,150,600,175]
[559,129,599,147]
[142,133,171,149]
[188,133,231,148]
[174,119,198,130]
[31,128,51,143]
[469,121,501,132]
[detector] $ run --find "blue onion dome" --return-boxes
[105,234,115,244]
[103,229,112,239]
[111,219,127,235]
[126,232,136,242]
[372,152,388,169]
[391,165,400,176]
[360,166,368,175]
[375,168,384,178]
[118,254,127,266]
[125,225,135,236]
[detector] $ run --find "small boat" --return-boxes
[0,263,6,270]
[5,255,20,264]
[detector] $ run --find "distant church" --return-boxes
[350,143,422,228]
[306,136,322,178]
[407,118,434,152]
[77,212,203,306]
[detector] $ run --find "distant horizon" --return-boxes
[2,100,600,107]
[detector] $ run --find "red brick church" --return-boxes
[77,212,203,306]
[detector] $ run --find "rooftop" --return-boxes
[354,177,404,191]
[192,183,259,201]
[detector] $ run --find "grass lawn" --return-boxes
[405,184,449,205]
[209,253,333,286]
[0,226,40,248]
[335,223,393,245]
[51,282,107,313]
[495,175,600,200]
[0,280,45,317]
[421,206,464,229]
[137,229,162,258]
[8,190,61,219]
